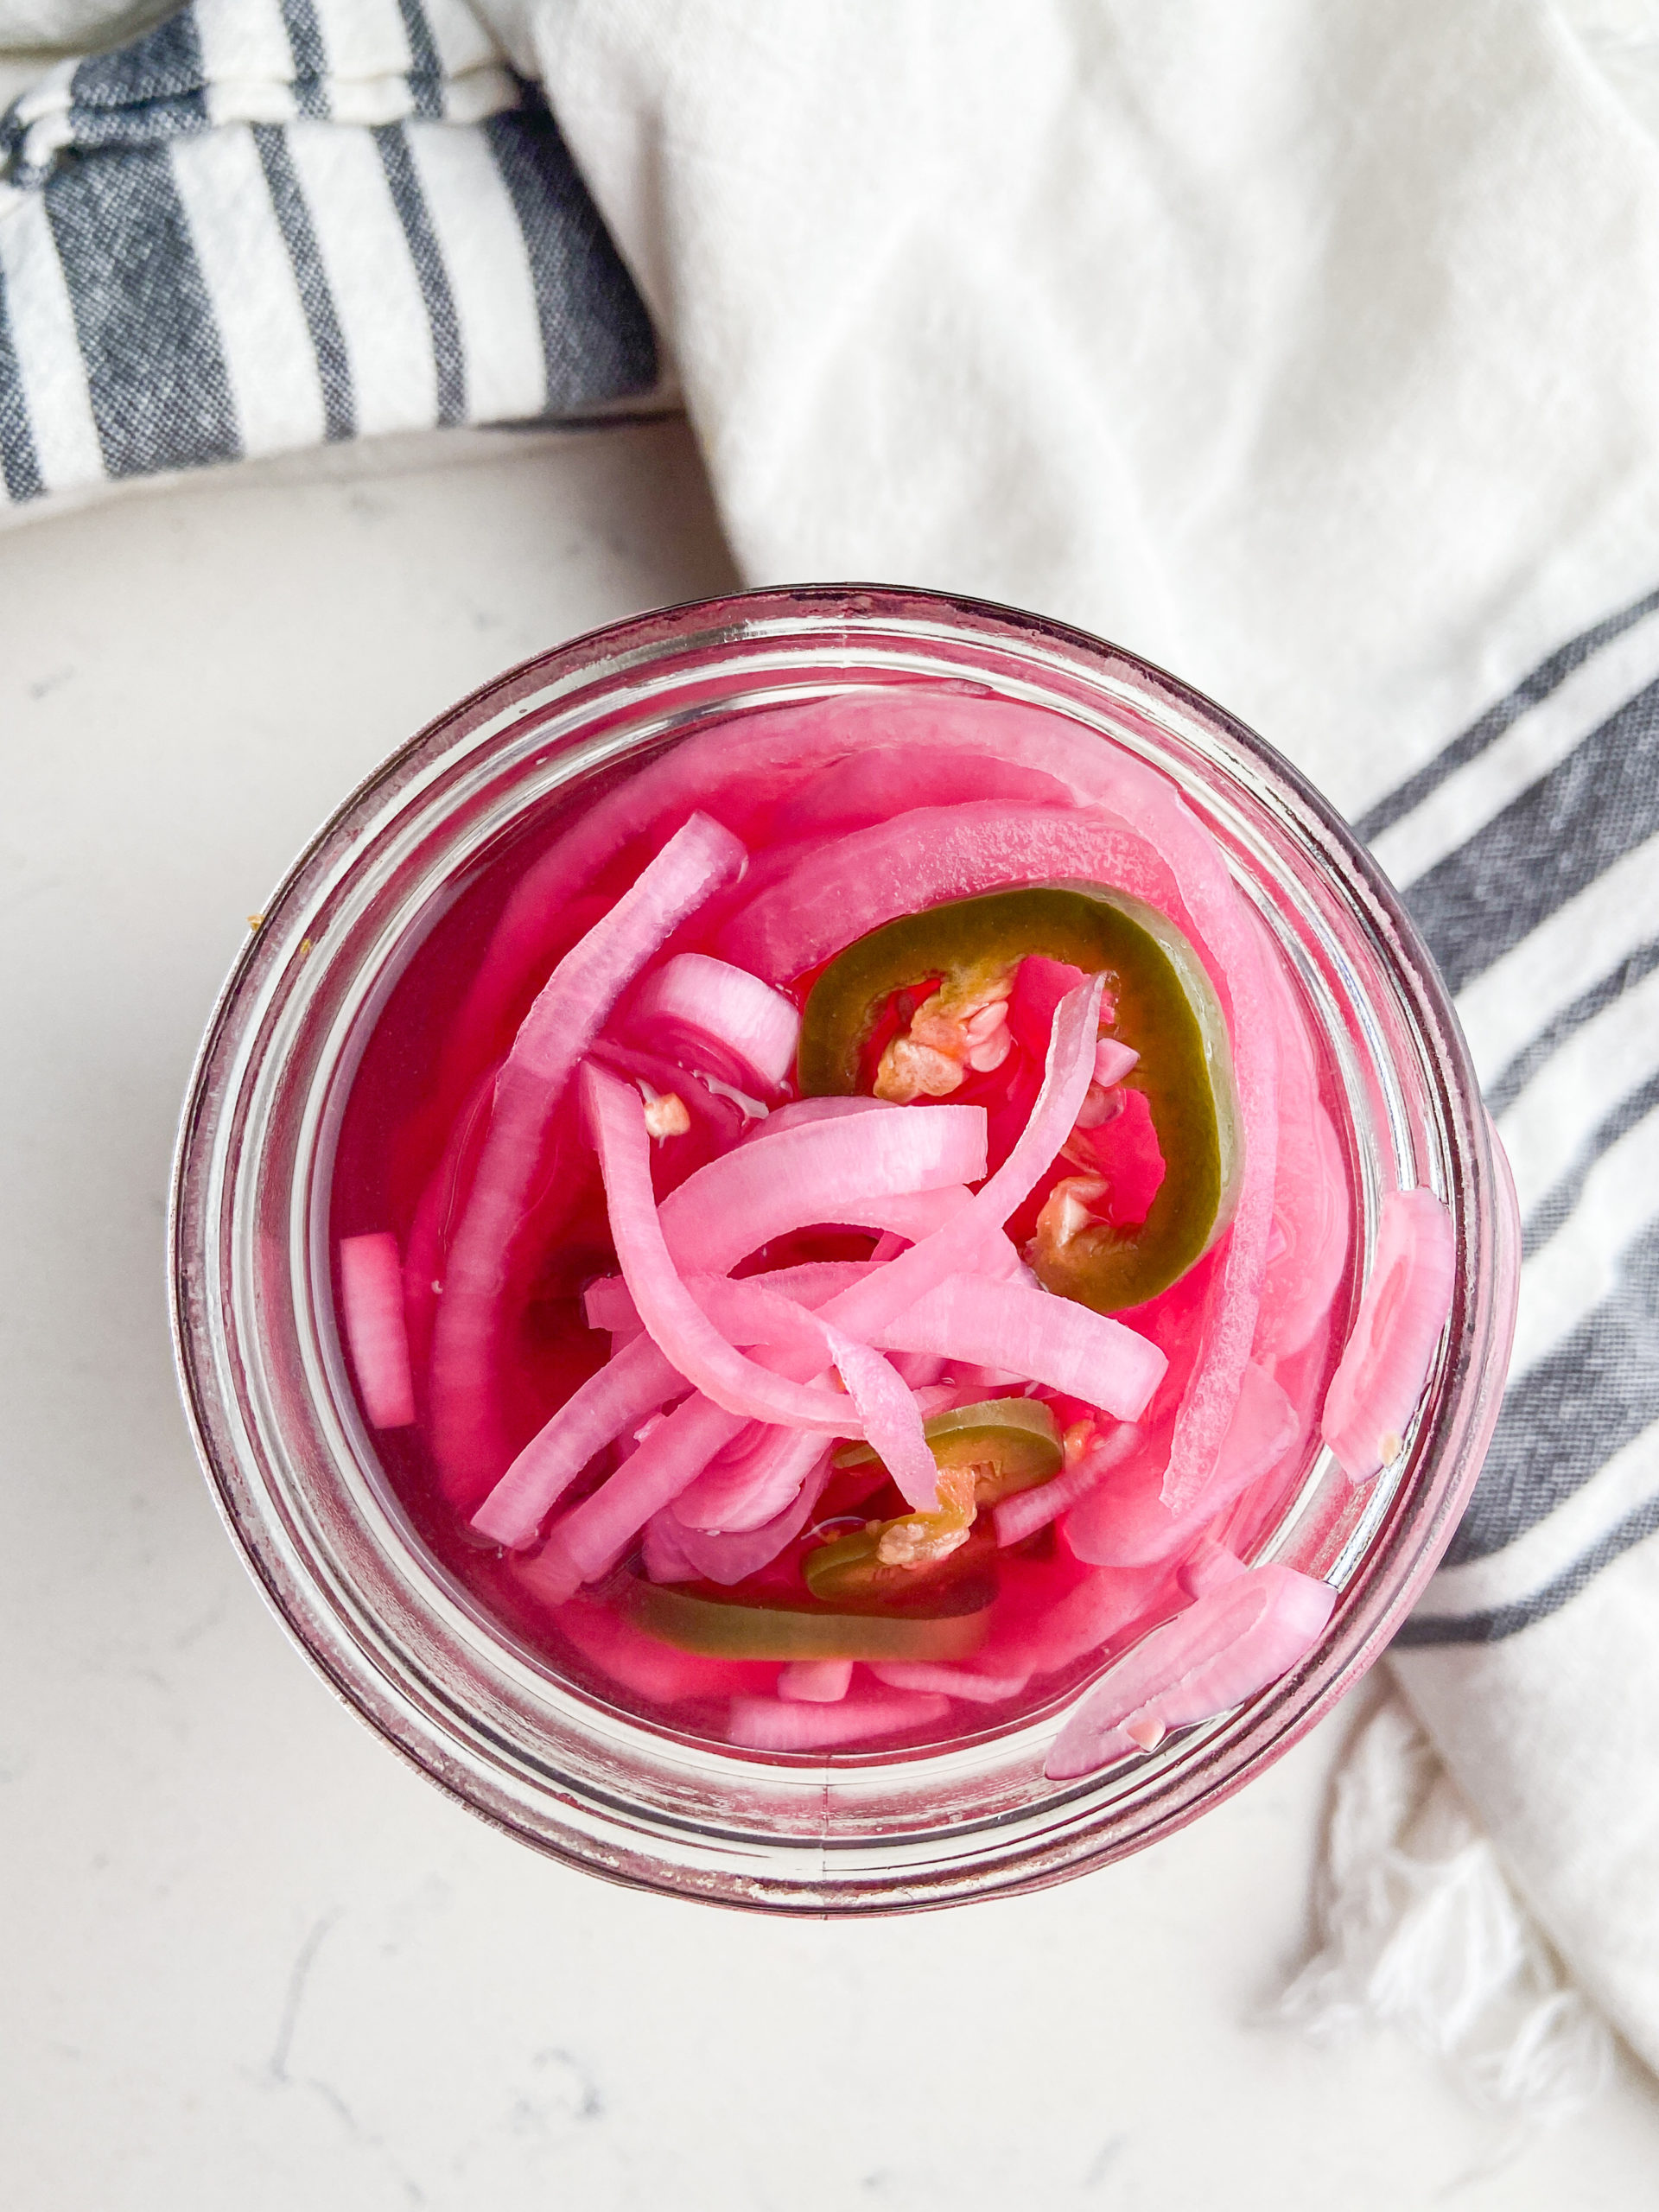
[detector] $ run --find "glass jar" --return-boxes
[169,584,1518,1910]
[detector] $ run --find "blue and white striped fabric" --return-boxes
[0,0,658,508]
[1370,590,1659,1650]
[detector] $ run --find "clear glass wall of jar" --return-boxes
[169,586,1518,1910]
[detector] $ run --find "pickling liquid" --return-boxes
[330,716,1356,1752]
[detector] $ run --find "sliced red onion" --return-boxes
[992,1560,1173,1679]
[1321,1186,1455,1483]
[778,1660,855,1703]
[429,813,746,1508]
[658,1103,988,1274]
[584,1062,869,1434]
[819,1318,941,1510]
[470,1332,684,1548]
[739,1095,896,1143]
[338,1232,416,1429]
[656,1459,833,1585]
[1179,1536,1250,1597]
[727,1690,950,1751]
[1044,1564,1336,1779]
[717,803,1178,986]
[873,1275,1166,1425]
[585,1260,879,1349]
[868,1662,1030,1704]
[993,1421,1142,1547]
[529,1392,748,1602]
[1254,941,1351,1361]
[1065,1362,1297,1567]
[627,952,802,1090]
[672,1421,830,1532]
[1093,1038,1140,1087]
[767,741,1071,840]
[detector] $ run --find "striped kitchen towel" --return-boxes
[523,0,1659,2089]
[0,0,658,509]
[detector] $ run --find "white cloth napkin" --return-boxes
[490,0,1659,2091]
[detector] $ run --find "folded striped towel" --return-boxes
[10,0,1659,2111]
[0,0,658,507]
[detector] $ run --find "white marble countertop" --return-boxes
[5,419,1659,2209]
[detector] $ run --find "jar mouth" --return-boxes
[169,582,1516,1910]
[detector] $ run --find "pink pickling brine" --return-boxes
[327,686,1456,1777]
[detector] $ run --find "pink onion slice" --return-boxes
[338,1232,416,1428]
[584,1260,879,1345]
[1253,938,1351,1361]
[658,1104,988,1274]
[778,1660,855,1703]
[813,976,1105,1351]
[1065,1362,1297,1567]
[528,1392,747,1602]
[993,1421,1142,1547]
[429,812,746,1508]
[991,1560,1173,1679]
[671,1421,830,1532]
[868,1662,1030,1704]
[767,741,1071,840]
[626,952,801,1090]
[727,1690,950,1751]
[820,1319,941,1510]
[740,1095,895,1143]
[873,1276,1166,1424]
[1321,1186,1455,1483]
[470,1332,685,1548]
[583,1062,867,1434]
[1179,1537,1249,1597]
[1043,1564,1337,1780]
[717,803,1179,986]
[656,1459,833,1585]
[1093,1038,1140,1088]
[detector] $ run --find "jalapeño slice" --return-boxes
[625,1569,993,1662]
[833,1397,1062,1504]
[797,886,1238,1312]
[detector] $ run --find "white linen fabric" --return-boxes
[496,0,1659,2085]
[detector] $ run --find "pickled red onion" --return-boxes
[717,803,1179,986]
[658,1104,988,1274]
[528,1392,748,1602]
[872,1276,1166,1424]
[778,1659,854,1702]
[868,1662,1031,1704]
[993,1421,1142,1547]
[338,1232,416,1429]
[627,952,801,1090]
[582,1062,865,1434]
[658,1459,833,1584]
[1043,1564,1336,1779]
[470,1331,684,1548]
[673,1421,832,1533]
[1321,1186,1455,1483]
[1065,1362,1297,1567]
[739,1095,894,1142]
[429,812,746,1508]
[767,741,1071,839]
[727,1691,951,1751]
